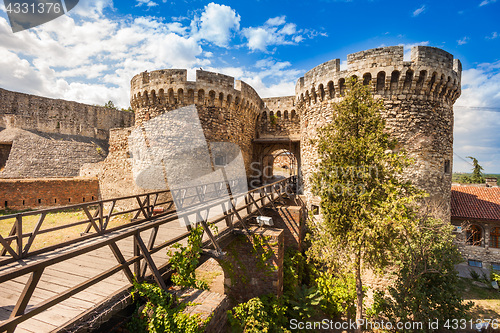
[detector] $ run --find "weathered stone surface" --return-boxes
[0,88,134,140]
[0,128,107,178]
[295,45,460,217]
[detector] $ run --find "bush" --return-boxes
[315,272,357,318]
[167,225,208,290]
[128,281,208,333]
[372,217,473,331]
[227,294,290,333]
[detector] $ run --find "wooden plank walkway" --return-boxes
[0,181,287,333]
[0,212,234,333]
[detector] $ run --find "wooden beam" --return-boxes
[7,268,44,333]
[108,242,135,284]
[23,213,46,256]
[134,233,168,291]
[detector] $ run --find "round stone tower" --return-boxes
[129,69,264,175]
[295,46,461,216]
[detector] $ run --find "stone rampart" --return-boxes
[260,96,300,137]
[0,88,134,141]
[295,46,461,215]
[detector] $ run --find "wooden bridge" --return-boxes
[0,177,295,333]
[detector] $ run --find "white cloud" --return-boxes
[192,3,240,47]
[457,36,469,45]
[0,1,314,111]
[242,16,318,52]
[265,16,286,26]
[136,0,159,7]
[0,2,208,107]
[412,5,426,17]
[480,0,497,6]
[454,61,500,173]
[486,31,498,39]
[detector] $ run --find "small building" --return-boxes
[451,182,500,275]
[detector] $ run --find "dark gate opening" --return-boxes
[0,142,13,171]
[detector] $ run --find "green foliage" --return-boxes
[459,156,485,184]
[372,216,473,331]
[282,249,308,294]
[308,77,423,321]
[104,100,118,110]
[128,281,208,333]
[469,269,481,281]
[251,235,275,274]
[227,294,290,333]
[315,272,357,318]
[167,225,208,290]
[270,114,277,126]
[122,106,134,112]
[491,271,500,283]
[285,285,322,319]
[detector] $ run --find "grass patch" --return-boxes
[460,278,500,319]
[0,209,132,253]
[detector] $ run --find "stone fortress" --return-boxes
[0,45,461,220]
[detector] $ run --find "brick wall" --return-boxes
[0,178,99,209]
[217,227,284,306]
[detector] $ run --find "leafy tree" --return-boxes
[104,100,117,109]
[122,106,135,112]
[308,78,423,330]
[372,208,473,331]
[459,156,485,184]
[227,294,290,333]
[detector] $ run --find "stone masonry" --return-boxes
[295,46,461,216]
[0,46,461,221]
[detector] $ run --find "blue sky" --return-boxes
[0,0,499,173]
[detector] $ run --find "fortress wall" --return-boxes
[130,70,263,127]
[0,128,107,178]
[79,127,161,209]
[128,70,264,178]
[295,46,461,215]
[260,96,300,137]
[0,178,99,209]
[0,88,134,141]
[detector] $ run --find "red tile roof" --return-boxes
[451,186,500,221]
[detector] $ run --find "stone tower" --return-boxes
[129,69,264,176]
[295,46,461,216]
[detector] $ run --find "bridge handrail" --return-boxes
[0,176,293,332]
[0,177,281,262]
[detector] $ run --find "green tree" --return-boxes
[104,100,117,109]
[308,78,422,330]
[372,207,473,331]
[458,156,485,184]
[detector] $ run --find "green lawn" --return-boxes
[0,208,132,253]
[453,173,500,183]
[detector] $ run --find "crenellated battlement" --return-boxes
[295,46,462,107]
[130,69,264,125]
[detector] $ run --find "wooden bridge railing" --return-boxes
[0,177,254,263]
[0,177,294,333]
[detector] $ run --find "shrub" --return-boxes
[227,294,290,333]
[128,281,208,333]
